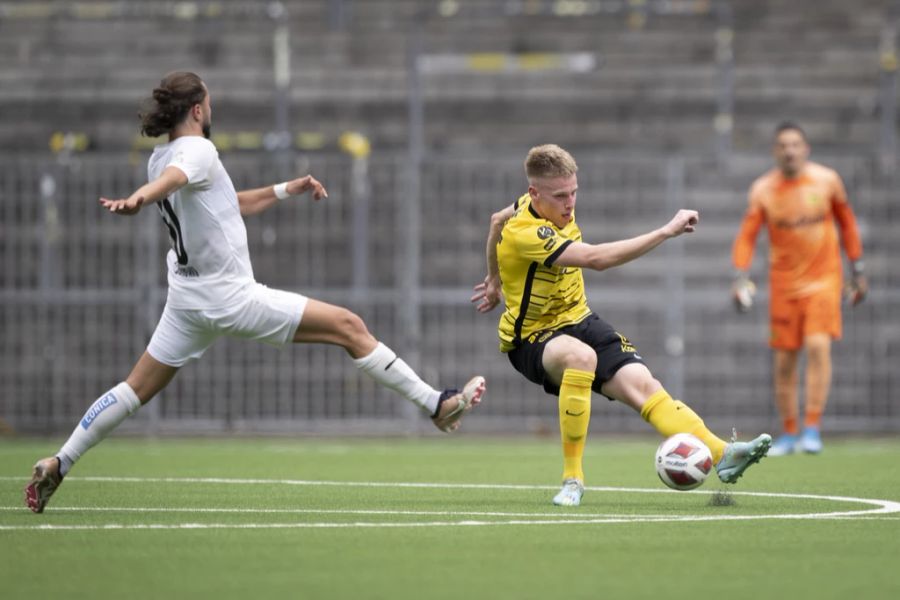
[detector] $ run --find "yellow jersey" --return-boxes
[497,194,591,352]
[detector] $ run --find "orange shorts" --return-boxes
[769,287,842,350]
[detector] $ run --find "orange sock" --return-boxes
[804,410,821,430]
[783,416,799,435]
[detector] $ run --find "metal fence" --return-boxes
[1,151,898,435]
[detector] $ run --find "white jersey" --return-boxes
[148,136,255,309]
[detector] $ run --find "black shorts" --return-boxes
[507,313,646,397]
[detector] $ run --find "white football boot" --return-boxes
[552,478,584,507]
[431,376,486,432]
[24,457,64,513]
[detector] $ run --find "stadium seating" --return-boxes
[0,0,891,153]
[0,0,896,433]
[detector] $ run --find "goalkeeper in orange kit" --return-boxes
[731,122,867,456]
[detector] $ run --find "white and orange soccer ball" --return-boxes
[655,433,714,491]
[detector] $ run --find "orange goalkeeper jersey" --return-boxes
[732,162,863,299]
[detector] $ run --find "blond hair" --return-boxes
[524,144,578,180]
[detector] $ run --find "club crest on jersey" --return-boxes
[537,226,555,239]
[81,393,118,430]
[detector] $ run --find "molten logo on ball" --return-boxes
[655,433,713,491]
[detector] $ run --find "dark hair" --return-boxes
[139,71,206,137]
[775,120,807,141]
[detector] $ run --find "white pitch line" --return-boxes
[1,475,897,507]
[3,505,900,521]
[0,519,650,531]
[2,476,898,531]
[0,476,566,490]
[0,506,680,519]
[0,475,887,498]
[2,510,900,532]
[823,516,900,521]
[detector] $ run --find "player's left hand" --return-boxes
[99,195,145,215]
[471,276,503,313]
[845,274,868,306]
[287,175,328,201]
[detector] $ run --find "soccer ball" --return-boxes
[655,433,714,491]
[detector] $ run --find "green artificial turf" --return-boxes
[1,436,898,600]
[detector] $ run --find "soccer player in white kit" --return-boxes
[25,71,486,513]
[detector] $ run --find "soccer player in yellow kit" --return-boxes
[732,122,866,456]
[472,144,771,506]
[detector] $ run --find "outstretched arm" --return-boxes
[237,174,328,217]
[471,203,515,313]
[553,209,699,271]
[99,166,188,216]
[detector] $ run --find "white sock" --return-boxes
[57,382,142,476]
[354,342,441,414]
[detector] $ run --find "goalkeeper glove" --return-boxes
[732,272,756,312]
[845,260,868,306]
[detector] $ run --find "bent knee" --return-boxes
[637,375,664,399]
[338,308,364,333]
[335,309,368,339]
[546,341,597,373]
[565,350,597,372]
[336,308,377,352]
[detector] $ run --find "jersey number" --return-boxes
[158,198,189,265]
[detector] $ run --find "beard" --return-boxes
[202,120,211,139]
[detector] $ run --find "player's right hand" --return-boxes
[732,276,756,312]
[99,195,145,215]
[845,274,868,306]
[471,276,502,313]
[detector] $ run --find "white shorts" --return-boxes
[147,283,308,367]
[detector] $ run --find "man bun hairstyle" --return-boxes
[139,71,206,137]
[525,144,578,180]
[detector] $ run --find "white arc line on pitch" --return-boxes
[2,477,899,530]
[2,508,900,531]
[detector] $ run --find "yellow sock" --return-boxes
[640,389,727,463]
[559,368,594,482]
